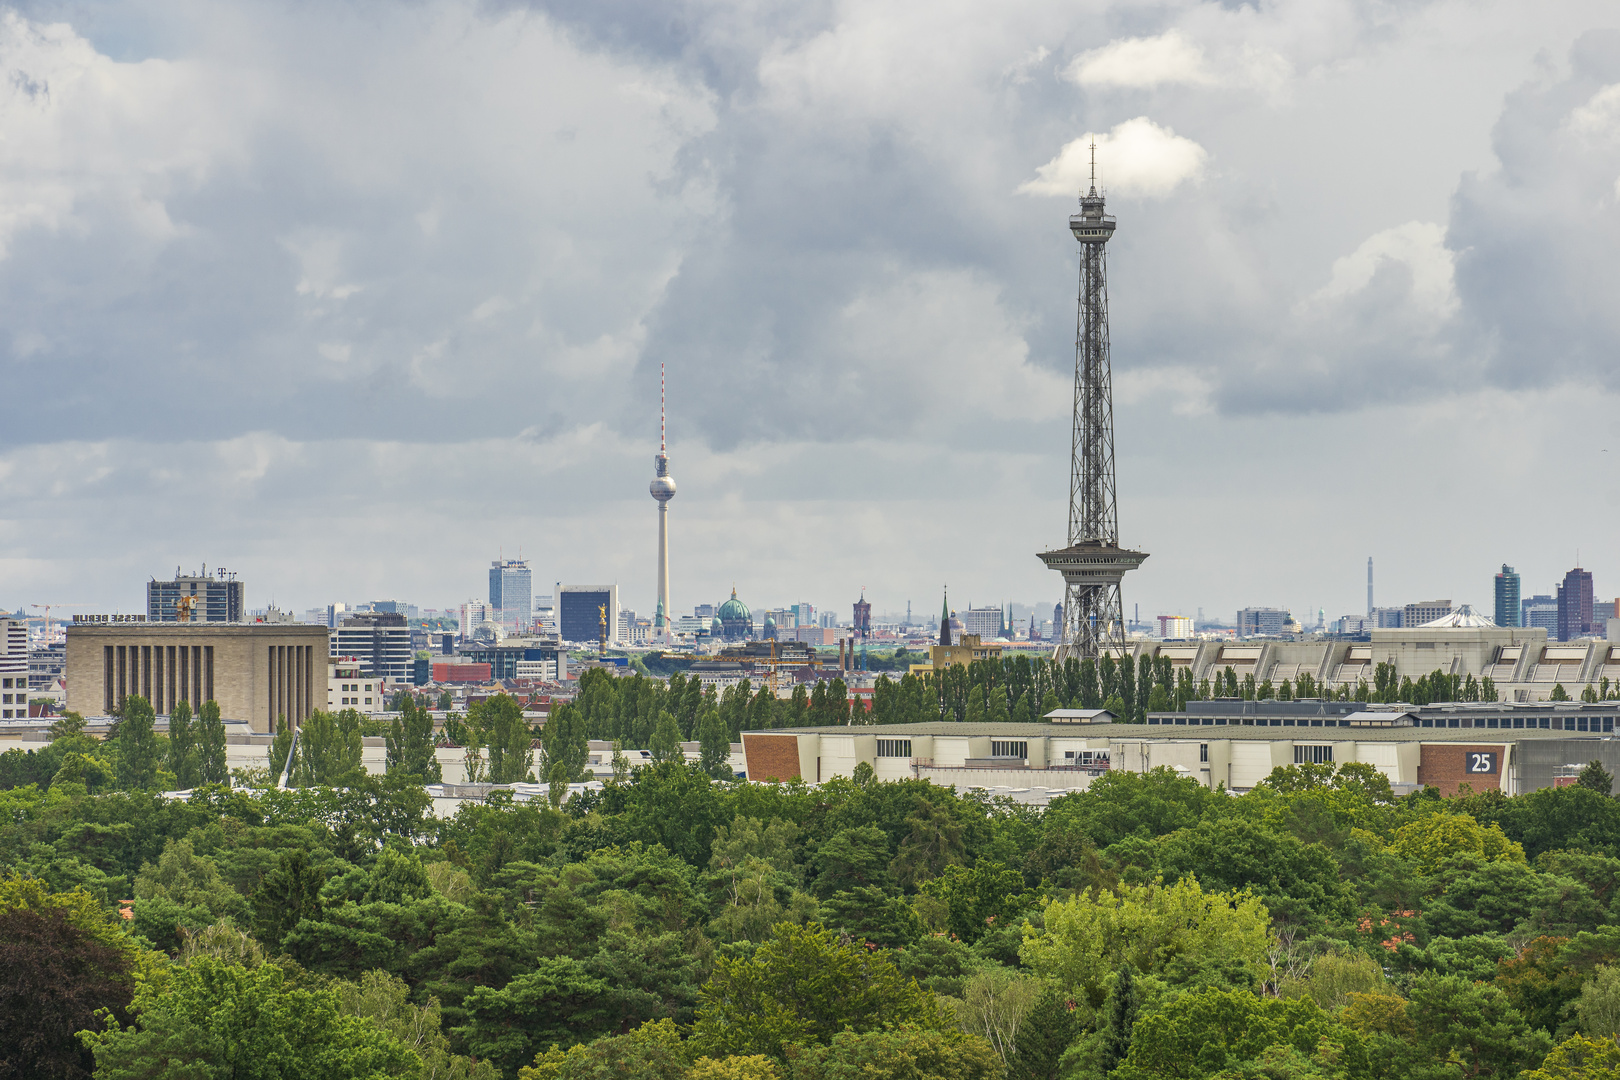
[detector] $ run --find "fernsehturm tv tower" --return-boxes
[649,362,676,637]
[1038,145,1148,661]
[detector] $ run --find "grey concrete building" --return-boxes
[1403,600,1453,627]
[1237,607,1290,637]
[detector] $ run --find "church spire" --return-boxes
[939,590,952,647]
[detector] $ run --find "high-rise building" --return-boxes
[331,612,413,681]
[1404,600,1453,627]
[1038,144,1148,658]
[1237,608,1290,637]
[489,559,532,633]
[147,566,244,623]
[1494,565,1521,628]
[960,606,1003,639]
[649,362,677,634]
[1,618,26,720]
[1157,615,1193,639]
[1595,600,1616,639]
[1523,594,1558,635]
[1557,567,1595,641]
[560,586,619,645]
[1372,607,1404,628]
[458,599,492,641]
[533,594,556,633]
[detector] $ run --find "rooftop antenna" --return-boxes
[1089,140,1097,197]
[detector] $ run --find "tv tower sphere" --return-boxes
[650,464,676,502]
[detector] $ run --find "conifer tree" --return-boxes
[649,711,682,764]
[1007,984,1079,1080]
[115,695,162,791]
[1078,659,1100,709]
[1097,965,1140,1076]
[386,695,442,782]
[196,699,227,784]
[168,699,198,788]
[698,707,731,779]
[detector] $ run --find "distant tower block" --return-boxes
[1038,144,1148,661]
[649,362,676,634]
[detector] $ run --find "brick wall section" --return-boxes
[743,734,803,781]
[1417,744,1507,797]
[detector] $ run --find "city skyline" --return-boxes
[3,3,1620,628]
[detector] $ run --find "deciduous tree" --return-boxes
[690,922,940,1060]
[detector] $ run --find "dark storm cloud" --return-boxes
[1450,29,1620,393]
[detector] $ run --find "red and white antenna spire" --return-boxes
[660,361,666,453]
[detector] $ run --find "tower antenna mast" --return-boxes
[1038,144,1148,661]
[649,362,677,639]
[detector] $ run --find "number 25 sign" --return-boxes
[1466,751,1497,774]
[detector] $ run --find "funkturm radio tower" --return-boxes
[1038,146,1148,660]
[649,363,676,638]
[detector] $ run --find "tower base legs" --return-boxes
[1053,581,1129,663]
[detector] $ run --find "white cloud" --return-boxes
[829,268,1068,426]
[1065,31,1212,89]
[1565,83,1620,142]
[1308,222,1458,318]
[1020,118,1208,198]
[1064,30,1290,93]
[0,12,248,257]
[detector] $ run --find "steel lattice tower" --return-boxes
[1039,146,1147,661]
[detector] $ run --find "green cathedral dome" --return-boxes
[717,589,750,623]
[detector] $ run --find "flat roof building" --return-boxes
[458,636,566,681]
[147,566,244,623]
[560,586,619,646]
[1237,607,1290,637]
[743,702,1620,800]
[66,621,329,733]
[1,618,26,720]
[332,612,412,681]
[1404,600,1453,627]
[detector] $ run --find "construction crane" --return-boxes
[598,605,608,659]
[175,595,199,623]
[30,603,90,643]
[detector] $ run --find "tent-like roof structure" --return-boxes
[1418,604,1496,628]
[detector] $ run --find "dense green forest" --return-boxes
[7,688,1620,1080]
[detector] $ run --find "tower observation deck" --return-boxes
[1038,146,1147,660]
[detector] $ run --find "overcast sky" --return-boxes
[3,0,1620,627]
